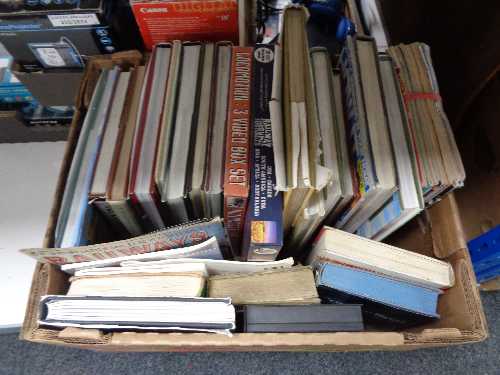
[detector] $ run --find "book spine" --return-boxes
[335,39,373,227]
[108,200,144,237]
[223,46,253,252]
[92,199,130,239]
[355,191,403,239]
[339,40,373,195]
[242,44,283,261]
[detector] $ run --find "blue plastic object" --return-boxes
[293,0,355,42]
[468,225,500,283]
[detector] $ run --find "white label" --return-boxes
[36,48,66,67]
[48,14,100,27]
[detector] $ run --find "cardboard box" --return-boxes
[131,0,239,50]
[0,110,69,143]
[20,52,488,351]
[455,74,500,292]
[130,0,254,50]
[0,12,118,72]
[0,0,103,15]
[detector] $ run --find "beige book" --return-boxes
[104,66,147,237]
[163,42,203,223]
[189,43,216,219]
[345,0,366,35]
[337,36,397,233]
[67,272,206,298]
[208,266,320,304]
[412,44,465,184]
[306,227,455,289]
[204,42,232,218]
[387,43,465,203]
[155,41,182,193]
[281,6,331,233]
[121,257,295,276]
[90,71,130,198]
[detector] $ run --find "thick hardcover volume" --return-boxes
[242,45,283,261]
[241,304,364,333]
[224,46,254,252]
[130,0,239,50]
[316,263,441,330]
[335,39,373,227]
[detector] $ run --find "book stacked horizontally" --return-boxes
[36,240,367,333]
[307,227,455,329]
[31,223,454,333]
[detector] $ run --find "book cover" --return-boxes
[316,262,441,330]
[224,46,253,252]
[130,0,239,50]
[241,45,283,261]
[334,38,372,228]
[241,304,364,333]
[23,217,231,265]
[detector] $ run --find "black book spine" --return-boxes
[317,286,438,330]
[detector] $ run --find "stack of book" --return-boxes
[307,227,454,329]
[277,6,465,254]
[32,224,455,333]
[52,5,463,263]
[54,37,285,259]
[36,238,366,333]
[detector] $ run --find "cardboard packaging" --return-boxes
[0,0,103,15]
[0,1,141,107]
[130,0,254,49]
[20,52,488,352]
[0,110,69,143]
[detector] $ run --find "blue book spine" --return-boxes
[356,191,403,238]
[316,262,441,329]
[242,45,283,261]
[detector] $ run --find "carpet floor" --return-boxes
[0,292,498,375]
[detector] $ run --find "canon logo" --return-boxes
[140,7,169,13]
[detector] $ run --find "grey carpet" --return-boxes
[1,292,498,375]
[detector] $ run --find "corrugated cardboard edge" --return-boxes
[480,277,500,292]
[427,194,467,259]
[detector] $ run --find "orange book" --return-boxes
[223,46,253,252]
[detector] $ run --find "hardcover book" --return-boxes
[208,266,320,305]
[335,35,397,232]
[224,46,253,252]
[39,295,235,334]
[241,304,364,333]
[241,44,283,261]
[316,262,441,330]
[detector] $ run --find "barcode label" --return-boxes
[48,14,100,27]
[36,48,66,67]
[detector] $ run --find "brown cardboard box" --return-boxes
[20,52,488,352]
[14,71,83,107]
[455,74,500,292]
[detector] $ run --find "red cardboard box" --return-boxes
[130,0,240,50]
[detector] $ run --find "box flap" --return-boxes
[428,194,467,258]
[14,71,83,107]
